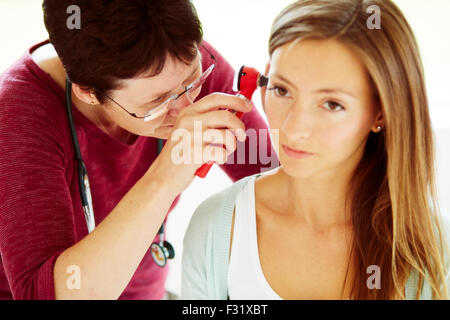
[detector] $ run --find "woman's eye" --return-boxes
[268,86,291,98]
[323,101,345,112]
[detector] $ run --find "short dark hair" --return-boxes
[43,0,203,103]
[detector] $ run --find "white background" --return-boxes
[0,0,449,299]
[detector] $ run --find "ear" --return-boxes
[72,83,100,106]
[260,62,270,112]
[372,111,384,132]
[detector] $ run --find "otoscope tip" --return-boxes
[259,74,269,87]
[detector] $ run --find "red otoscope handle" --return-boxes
[195,66,261,178]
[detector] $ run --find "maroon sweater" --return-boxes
[0,40,277,300]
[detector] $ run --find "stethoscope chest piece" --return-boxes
[150,243,168,267]
[162,240,175,259]
[151,240,175,267]
[151,223,175,267]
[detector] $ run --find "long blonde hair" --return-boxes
[269,0,448,299]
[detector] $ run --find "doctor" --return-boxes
[0,0,277,299]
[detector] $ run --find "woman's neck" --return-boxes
[256,167,353,233]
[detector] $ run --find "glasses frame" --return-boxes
[89,45,216,122]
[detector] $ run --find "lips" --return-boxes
[282,144,315,159]
[282,145,314,155]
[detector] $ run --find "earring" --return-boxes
[90,91,96,105]
[376,125,382,132]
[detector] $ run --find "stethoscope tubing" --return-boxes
[65,77,96,233]
[65,77,172,265]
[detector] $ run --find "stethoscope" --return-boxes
[65,77,174,267]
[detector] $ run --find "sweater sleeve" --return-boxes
[416,209,450,299]
[0,92,75,299]
[181,182,239,300]
[182,176,254,300]
[440,211,450,297]
[181,193,217,299]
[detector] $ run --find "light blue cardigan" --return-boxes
[181,172,450,300]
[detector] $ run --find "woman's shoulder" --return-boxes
[185,174,257,237]
[409,207,450,299]
[433,207,450,261]
[182,172,265,299]
[184,168,280,247]
[437,208,450,264]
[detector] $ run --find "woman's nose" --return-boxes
[282,104,313,139]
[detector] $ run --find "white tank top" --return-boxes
[227,175,283,300]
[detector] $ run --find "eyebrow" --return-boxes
[145,54,203,104]
[272,73,356,99]
[314,88,356,99]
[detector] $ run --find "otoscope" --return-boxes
[194,66,268,178]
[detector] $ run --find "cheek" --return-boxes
[322,122,355,149]
[264,99,286,130]
[321,117,370,160]
[145,114,166,130]
[113,111,165,136]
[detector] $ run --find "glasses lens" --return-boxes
[186,64,215,99]
[143,63,216,122]
[143,99,172,122]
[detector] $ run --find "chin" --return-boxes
[281,165,318,180]
[279,155,318,179]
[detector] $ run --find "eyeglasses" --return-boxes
[92,45,216,122]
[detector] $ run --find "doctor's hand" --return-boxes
[54,94,251,300]
[145,93,252,196]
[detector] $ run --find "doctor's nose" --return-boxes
[167,92,194,118]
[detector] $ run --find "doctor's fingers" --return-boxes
[181,92,252,116]
[178,109,246,133]
[201,128,241,155]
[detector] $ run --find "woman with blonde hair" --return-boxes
[182,0,450,299]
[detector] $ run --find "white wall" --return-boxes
[0,0,448,299]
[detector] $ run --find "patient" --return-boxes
[182,0,450,300]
